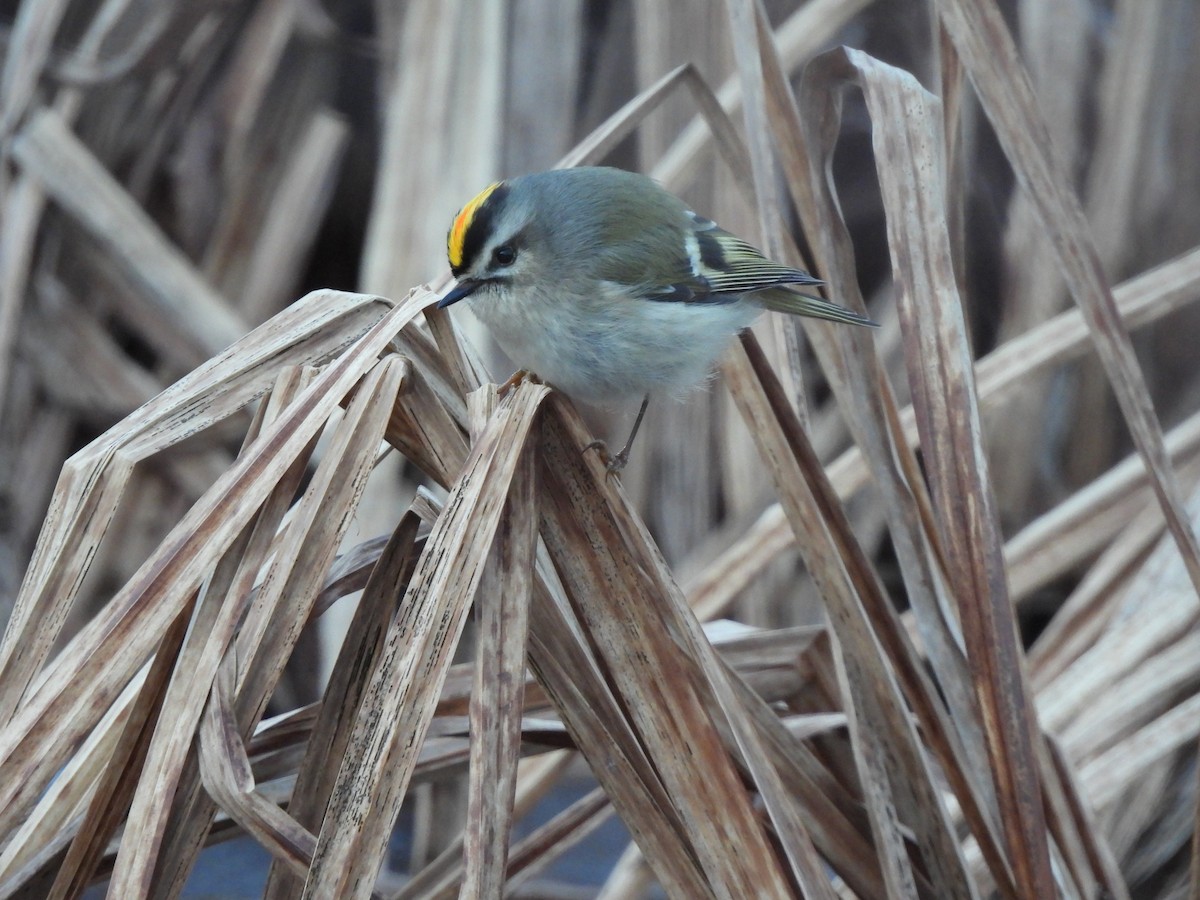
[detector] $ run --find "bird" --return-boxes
[439,166,875,470]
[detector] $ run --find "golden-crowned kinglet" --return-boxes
[440,166,875,469]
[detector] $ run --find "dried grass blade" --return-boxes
[597,843,655,900]
[309,534,392,622]
[115,358,361,893]
[558,64,695,170]
[422,304,482,406]
[724,338,961,900]
[213,0,306,165]
[683,505,790,621]
[977,244,1200,412]
[360,0,502,300]
[301,381,550,899]
[720,1,787,250]
[9,109,245,354]
[1026,468,1195,686]
[0,822,75,899]
[818,243,1200,525]
[1035,746,1098,899]
[37,597,193,900]
[0,665,135,894]
[126,367,321,898]
[502,788,613,893]
[559,421,839,895]
[725,0,809,420]
[1036,495,1200,745]
[932,0,1200,599]
[388,324,472,434]
[1058,630,1200,763]
[391,752,577,900]
[1007,410,1200,602]
[1045,738,1131,900]
[0,0,99,410]
[810,43,1054,897]
[751,12,997,850]
[1080,691,1200,810]
[0,452,133,724]
[0,299,416,856]
[120,290,392,459]
[197,659,316,879]
[262,512,423,900]
[154,354,408,896]
[694,669,846,900]
[0,0,68,133]
[0,290,389,722]
[757,32,1010,895]
[708,242,1200,643]
[239,111,350,320]
[383,362,471,488]
[535,398,792,898]
[651,0,873,192]
[0,168,48,411]
[779,13,992,802]
[557,62,752,194]
[231,356,410,728]
[722,672,886,899]
[461,391,538,899]
[523,554,713,899]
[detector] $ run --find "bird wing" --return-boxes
[626,214,875,326]
[620,214,821,303]
[689,220,824,295]
[755,287,877,326]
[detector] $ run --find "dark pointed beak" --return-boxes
[438,279,485,309]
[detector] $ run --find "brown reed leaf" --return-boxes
[934,0,1200,605]
[302,381,549,899]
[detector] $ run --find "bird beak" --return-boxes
[438,279,484,309]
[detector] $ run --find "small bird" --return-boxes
[440,167,874,470]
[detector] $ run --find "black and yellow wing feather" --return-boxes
[615,212,875,327]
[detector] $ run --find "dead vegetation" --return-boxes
[0,0,1198,897]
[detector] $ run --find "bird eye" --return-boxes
[492,244,517,267]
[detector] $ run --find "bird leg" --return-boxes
[584,394,650,473]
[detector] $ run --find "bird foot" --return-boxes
[497,369,542,397]
[583,439,629,475]
[581,394,649,477]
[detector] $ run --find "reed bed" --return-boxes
[0,1,1198,897]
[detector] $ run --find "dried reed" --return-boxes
[0,1,1197,897]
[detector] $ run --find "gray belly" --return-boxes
[466,285,759,405]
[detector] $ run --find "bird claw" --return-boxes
[497,369,542,397]
[583,439,629,475]
[581,394,648,477]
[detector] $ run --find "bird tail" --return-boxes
[759,288,877,327]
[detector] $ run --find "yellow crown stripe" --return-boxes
[448,181,502,268]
